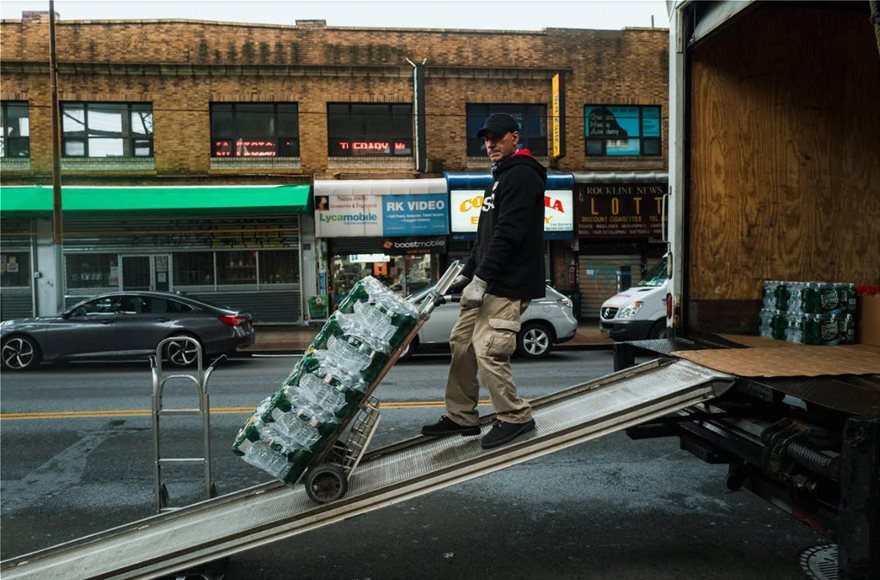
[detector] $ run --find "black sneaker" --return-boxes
[421,416,481,437]
[480,419,536,449]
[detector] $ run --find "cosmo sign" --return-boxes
[449,189,574,234]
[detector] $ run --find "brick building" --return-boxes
[0,12,668,323]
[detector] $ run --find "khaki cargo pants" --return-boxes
[444,293,533,426]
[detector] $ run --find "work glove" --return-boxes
[447,274,471,294]
[460,276,488,309]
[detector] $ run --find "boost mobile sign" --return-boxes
[449,189,574,233]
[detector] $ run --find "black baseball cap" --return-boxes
[476,113,520,138]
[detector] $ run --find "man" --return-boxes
[422,113,546,449]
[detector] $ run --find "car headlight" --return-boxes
[616,301,645,319]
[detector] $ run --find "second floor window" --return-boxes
[584,105,661,156]
[211,103,300,158]
[61,102,153,157]
[328,103,413,157]
[1,101,30,158]
[466,104,548,157]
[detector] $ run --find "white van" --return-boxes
[598,255,669,341]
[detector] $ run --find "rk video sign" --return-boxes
[575,183,668,238]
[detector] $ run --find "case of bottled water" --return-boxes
[233,276,421,484]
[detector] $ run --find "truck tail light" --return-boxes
[666,293,672,319]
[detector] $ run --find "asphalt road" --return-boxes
[0,352,825,579]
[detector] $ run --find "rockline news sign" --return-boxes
[575,183,668,238]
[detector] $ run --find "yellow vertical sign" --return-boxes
[551,73,565,159]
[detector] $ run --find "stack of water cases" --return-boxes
[232,276,420,483]
[759,281,857,345]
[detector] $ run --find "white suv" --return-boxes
[406,284,578,359]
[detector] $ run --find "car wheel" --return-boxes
[398,337,419,361]
[1,335,41,371]
[648,320,670,339]
[164,334,202,367]
[516,322,553,359]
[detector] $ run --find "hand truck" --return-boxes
[302,261,464,504]
[150,337,225,513]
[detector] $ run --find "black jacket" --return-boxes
[461,149,547,300]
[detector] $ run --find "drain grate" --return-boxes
[800,544,838,580]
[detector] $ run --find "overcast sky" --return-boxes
[1,0,670,31]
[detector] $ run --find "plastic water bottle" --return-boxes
[843,313,856,343]
[239,438,293,481]
[323,335,373,373]
[786,314,804,344]
[292,372,347,422]
[270,410,321,451]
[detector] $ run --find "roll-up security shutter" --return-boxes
[577,254,643,317]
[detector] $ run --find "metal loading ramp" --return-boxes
[1,359,734,580]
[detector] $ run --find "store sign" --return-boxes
[335,141,411,155]
[213,139,277,157]
[381,236,447,255]
[449,189,574,234]
[314,179,447,238]
[575,183,668,238]
[381,193,448,236]
[551,73,566,159]
[315,194,383,237]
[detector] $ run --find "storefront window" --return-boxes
[1,101,30,158]
[210,103,300,158]
[218,251,257,285]
[174,252,214,286]
[327,103,413,157]
[260,250,298,284]
[466,104,548,157]
[61,102,153,157]
[584,105,661,156]
[0,251,30,287]
[66,254,119,289]
[331,253,436,308]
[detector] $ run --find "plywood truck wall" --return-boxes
[687,3,880,335]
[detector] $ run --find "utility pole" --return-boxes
[49,0,62,245]
[46,0,65,313]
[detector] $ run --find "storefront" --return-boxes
[0,217,36,320]
[445,171,576,300]
[572,172,668,317]
[0,185,311,323]
[312,178,449,316]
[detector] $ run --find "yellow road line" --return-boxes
[0,400,493,421]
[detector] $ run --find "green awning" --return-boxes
[0,184,312,215]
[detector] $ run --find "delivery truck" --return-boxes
[614,2,880,579]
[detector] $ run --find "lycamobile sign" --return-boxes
[319,213,379,223]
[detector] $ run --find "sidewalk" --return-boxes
[244,320,613,354]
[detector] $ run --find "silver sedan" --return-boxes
[405,284,578,359]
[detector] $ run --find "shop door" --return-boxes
[121,255,171,291]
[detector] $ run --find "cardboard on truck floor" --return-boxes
[673,341,880,378]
